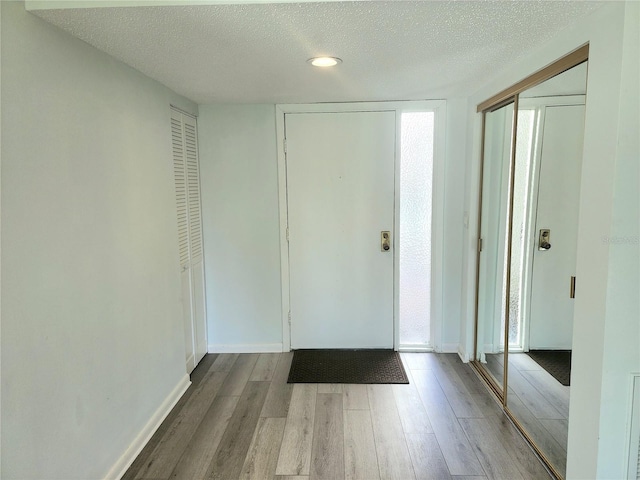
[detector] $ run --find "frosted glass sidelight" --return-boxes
[508,109,536,348]
[499,109,536,350]
[399,112,434,347]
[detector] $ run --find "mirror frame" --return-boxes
[473,99,517,400]
[471,44,589,480]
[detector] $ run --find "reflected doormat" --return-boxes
[287,349,409,384]
[526,350,571,386]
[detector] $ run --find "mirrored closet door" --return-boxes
[475,101,515,394]
[473,47,589,480]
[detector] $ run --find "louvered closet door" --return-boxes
[183,114,207,366]
[171,108,207,373]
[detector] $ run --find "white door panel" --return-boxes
[181,267,195,371]
[191,260,207,364]
[172,108,207,372]
[529,105,585,349]
[287,111,396,349]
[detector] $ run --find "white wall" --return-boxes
[1,4,4,477]
[1,3,196,478]
[442,98,468,354]
[597,2,639,477]
[461,2,638,478]
[198,103,469,354]
[198,105,283,352]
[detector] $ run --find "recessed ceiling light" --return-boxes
[308,56,342,67]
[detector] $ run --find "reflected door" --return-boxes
[529,104,585,349]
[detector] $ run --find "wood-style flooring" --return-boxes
[485,352,569,477]
[123,352,552,480]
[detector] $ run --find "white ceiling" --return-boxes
[32,1,606,105]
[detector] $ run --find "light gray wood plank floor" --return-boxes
[482,352,570,477]
[124,353,552,480]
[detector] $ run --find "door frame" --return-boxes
[275,101,446,352]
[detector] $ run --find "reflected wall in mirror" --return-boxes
[475,101,515,393]
[506,62,587,478]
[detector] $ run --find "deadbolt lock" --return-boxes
[381,231,391,252]
[539,229,551,251]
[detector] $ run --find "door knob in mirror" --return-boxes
[381,231,391,252]
[538,229,551,251]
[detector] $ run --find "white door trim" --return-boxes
[276,100,447,352]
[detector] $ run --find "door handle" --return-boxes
[538,229,551,251]
[381,231,391,252]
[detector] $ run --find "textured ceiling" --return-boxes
[33,1,606,104]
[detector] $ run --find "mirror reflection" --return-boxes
[475,101,515,392]
[506,62,588,478]
[474,59,588,479]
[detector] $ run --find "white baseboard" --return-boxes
[440,343,459,353]
[484,343,496,354]
[105,374,191,480]
[458,345,470,363]
[185,353,194,373]
[398,346,434,353]
[208,343,284,353]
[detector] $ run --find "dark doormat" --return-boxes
[526,350,571,386]
[287,349,409,384]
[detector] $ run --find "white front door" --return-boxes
[286,111,396,349]
[529,104,585,349]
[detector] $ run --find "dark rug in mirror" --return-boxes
[526,350,571,386]
[287,349,409,384]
